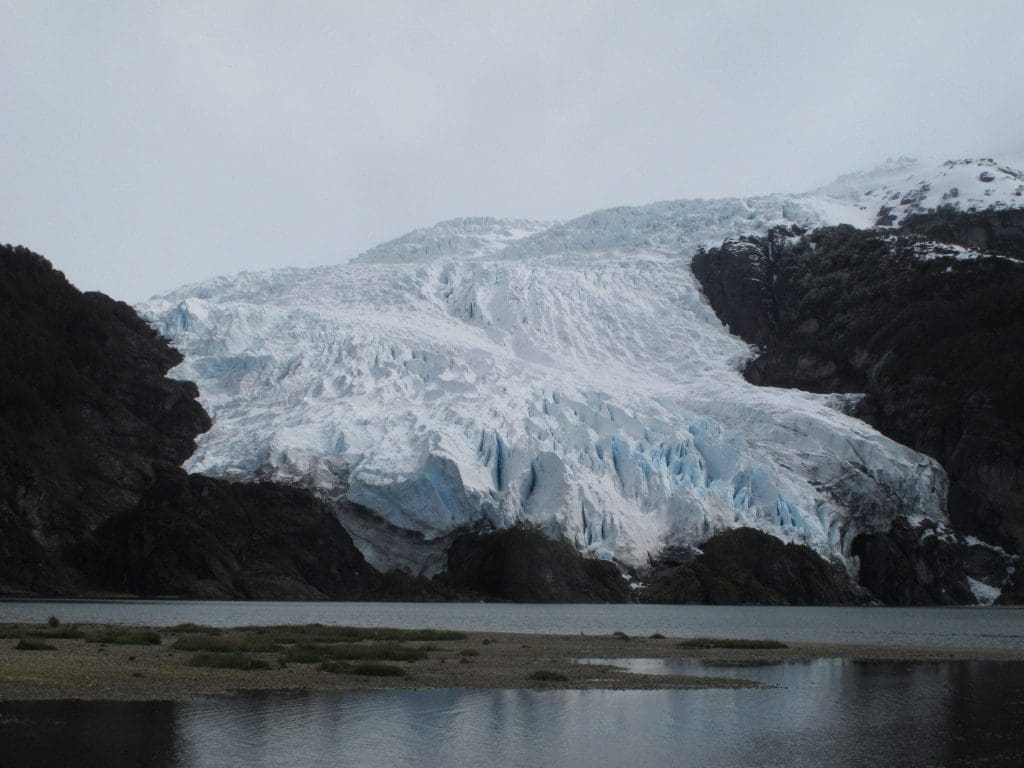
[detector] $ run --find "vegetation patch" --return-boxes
[319,660,353,674]
[166,623,223,635]
[459,648,480,657]
[280,643,427,664]
[351,662,407,677]
[246,624,466,644]
[188,652,272,671]
[85,629,162,646]
[649,633,666,639]
[15,638,56,651]
[172,635,282,653]
[529,670,568,682]
[677,638,788,650]
[0,624,85,640]
[612,631,631,641]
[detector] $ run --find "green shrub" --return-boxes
[459,648,480,657]
[319,660,353,674]
[47,615,60,628]
[188,652,272,670]
[649,633,666,639]
[612,631,630,641]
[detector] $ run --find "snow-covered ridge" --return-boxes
[142,159,1018,575]
[814,157,1024,226]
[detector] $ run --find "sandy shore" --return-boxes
[3,623,1023,701]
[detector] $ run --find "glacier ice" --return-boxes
[141,159,1023,575]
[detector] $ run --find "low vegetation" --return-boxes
[188,652,272,671]
[0,624,85,640]
[529,670,568,682]
[677,638,788,650]
[85,629,162,646]
[166,623,223,635]
[245,624,466,644]
[15,638,56,651]
[172,635,282,653]
[280,643,427,664]
[351,662,407,677]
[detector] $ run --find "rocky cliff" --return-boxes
[691,210,1023,602]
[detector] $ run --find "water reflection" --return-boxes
[3,661,1024,767]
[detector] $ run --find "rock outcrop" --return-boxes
[0,245,380,599]
[639,528,871,605]
[692,212,1024,601]
[441,523,630,602]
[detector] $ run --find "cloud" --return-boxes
[2,0,1022,301]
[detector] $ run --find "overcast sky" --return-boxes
[2,1,1023,302]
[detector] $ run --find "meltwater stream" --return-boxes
[3,660,1024,768]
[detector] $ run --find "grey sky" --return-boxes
[2,1,1023,302]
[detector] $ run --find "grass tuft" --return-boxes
[188,652,272,670]
[167,623,223,635]
[0,624,85,640]
[280,643,427,664]
[351,662,407,677]
[15,638,56,651]
[459,648,480,657]
[172,635,281,653]
[676,638,788,650]
[245,624,466,644]
[85,629,162,646]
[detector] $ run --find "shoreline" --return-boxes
[3,623,1024,702]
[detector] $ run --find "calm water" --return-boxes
[2,600,1024,649]
[3,660,1024,767]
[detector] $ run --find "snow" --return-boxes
[141,158,1016,575]
[813,157,1024,226]
[967,577,1002,606]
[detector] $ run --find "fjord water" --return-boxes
[4,602,1024,766]
[4,660,1024,767]
[2,600,1024,650]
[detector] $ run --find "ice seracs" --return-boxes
[141,159,1022,575]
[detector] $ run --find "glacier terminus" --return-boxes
[142,158,1023,579]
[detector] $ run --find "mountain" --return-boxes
[141,157,1024,603]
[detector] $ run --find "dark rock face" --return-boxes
[901,208,1024,256]
[852,517,1011,606]
[639,528,871,606]
[692,215,1024,573]
[118,473,380,599]
[0,245,377,599]
[442,524,630,602]
[0,245,210,593]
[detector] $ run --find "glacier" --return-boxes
[142,158,1023,576]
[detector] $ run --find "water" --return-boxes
[2,600,1024,650]
[3,660,1024,767]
